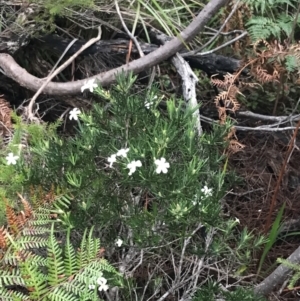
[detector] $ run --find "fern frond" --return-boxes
[17,193,33,219]
[87,227,101,262]
[254,66,278,83]
[0,192,120,300]
[22,226,52,236]
[47,289,78,301]
[76,229,88,268]
[64,228,78,277]
[19,260,48,299]
[246,17,281,41]
[47,224,65,286]
[277,14,294,37]
[0,268,25,287]
[14,235,48,249]
[5,200,20,235]
[0,226,8,249]
[0,287,30,300]
[56,281,87,299]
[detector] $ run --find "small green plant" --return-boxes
[192,280,267,301]
[26,0,94,33]
[29,0,94,17]
[277,257,300,289]
[257,203,286,275]
[243,0,300,41]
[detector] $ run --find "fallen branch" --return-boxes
[0,0,229,95]
[254,245,300,296]
[200,115,299,132]
[151,28,202,136]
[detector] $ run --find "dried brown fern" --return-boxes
[226,128,245,154]
[255,66,279,83]
[0,226,7,250]
[249,39,296,84]
[1,192,48,245]
[0,96,13,140]
[17,193,33,219]
[212,73,242,124]
[4,198,20,235]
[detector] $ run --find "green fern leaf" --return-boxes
[20,260,48,300]
[47,224,65,286]
[86,227,100,262]
[64,228,78,276]
[76,229,88,268]
[0,287,30,300]
[246,17,281,40]
[0,268,25,286]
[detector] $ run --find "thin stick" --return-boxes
[183,0,242,56]
[115,0,144,58]
[264,119,300,233]
[27,26,102,120]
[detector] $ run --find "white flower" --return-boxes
[97,276,107,285]
[145,101,152,109]
[81,78,98,93]
[88,284,95,290]
[6,152,19,165]
[235,217,240,224]
[115,238,123,247]
[154,157,170,174]
[97,277,109,291]
[201,185,213,197]
[98,282,109,292]
[69,108,81,121]
[107,154,117,168]
[127,160,142,175]
[116,148,129,158]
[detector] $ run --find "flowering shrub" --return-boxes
[6,73,265,300]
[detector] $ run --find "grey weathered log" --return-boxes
[0,0,229,95]
[254,245,300,296]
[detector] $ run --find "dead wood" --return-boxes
[254,245,300,296]
[0,0,229,95]
[37,35,246,77]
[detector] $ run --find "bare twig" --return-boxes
[183,0,241,56]
[237,111,300,123]
[27,27,102,120]
[194,31,247,56]
[264,119,300,233]
[204,26,245,36]
[201,115,299,132]
[115,0,144,58]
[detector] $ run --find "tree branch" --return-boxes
[0,0,229,95]
[254,245,300,296]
